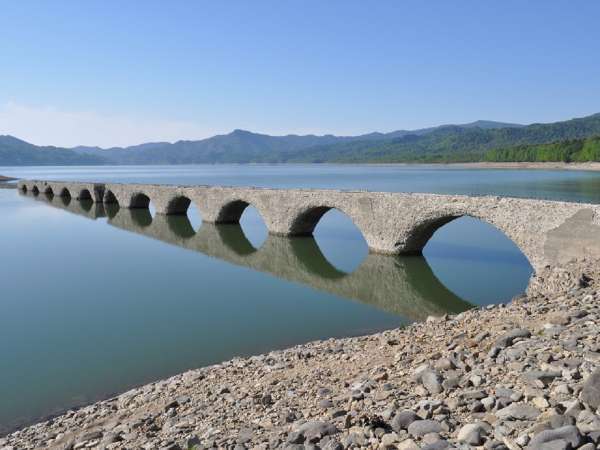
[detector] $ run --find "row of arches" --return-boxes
[20,184,534,304]
[19,183,534,273]
[23,184,372,240]
[22,184,92,200]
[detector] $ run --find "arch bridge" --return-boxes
[18,179,600,273]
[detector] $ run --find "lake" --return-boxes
[2,164,600,434]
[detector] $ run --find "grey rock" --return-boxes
[343,432,367,447]
[236,429,253,444]
[318,399,333,409]
[548,414,575,429]
[390,410,419,432]
[407,420,443,437]
[380,432,399,447]
[420,369,444,394]
[581,368,600,410]
[524,370,562,386]
[421,441,450,450]
[457,422,491,445]
[76,431,103,443]
[434,358,455,371]
[286,432,305,444]
[463,389,486,400]
[576,410,600,433]
[527,425,583,449]
[496,402,541,420]
[396,439,420,450]
[296,421,337,439]
[494,329,531,349]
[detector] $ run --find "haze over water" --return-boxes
[2,164,600,434]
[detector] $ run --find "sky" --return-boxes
[1,0,599,148]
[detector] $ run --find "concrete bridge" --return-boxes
[18,179,600,273]
[22,189,471,320]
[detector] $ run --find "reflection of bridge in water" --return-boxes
[25,192,473,321]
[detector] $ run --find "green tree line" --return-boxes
[484,136,600,162]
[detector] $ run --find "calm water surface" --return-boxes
[2,164,600,433]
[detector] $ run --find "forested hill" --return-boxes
[485,136,600,162]
[284,113,600,163]
[2,113,600,165]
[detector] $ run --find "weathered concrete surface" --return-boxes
[18,179,600,272]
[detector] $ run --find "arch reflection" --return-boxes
[25,191,474,322]
[109,210,472,321]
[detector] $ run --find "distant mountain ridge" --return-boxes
[1,114,599,165]
[0,135,106,166]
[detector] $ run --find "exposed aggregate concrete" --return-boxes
[2,259,600,449]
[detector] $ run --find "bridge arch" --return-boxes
[289,205,369,272]
[214,200,269,248]
[289,205,367,239]
[77,189,92,201]
[398,212,534,268]
[165,195,192,215]
[44,186,54,196]
[58,187,71,198]
[103,190,118,205]
[129,192,151,209]
[289,205,333,236]
[31,185,40,195]
[216,199,255,223]
[400,214,463,255]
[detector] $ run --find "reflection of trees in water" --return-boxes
[22,191,473,322]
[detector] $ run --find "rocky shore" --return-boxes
[2,259,600,450]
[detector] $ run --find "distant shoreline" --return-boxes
[438,161,600,172]
[2,162,600,172]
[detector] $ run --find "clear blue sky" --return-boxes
[1,0,599,147]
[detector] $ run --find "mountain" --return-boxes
[67,120,523,164]
[283,113,600,163]
[0,136,106,166]
[2,114,600,165]
[459,120,524,130]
